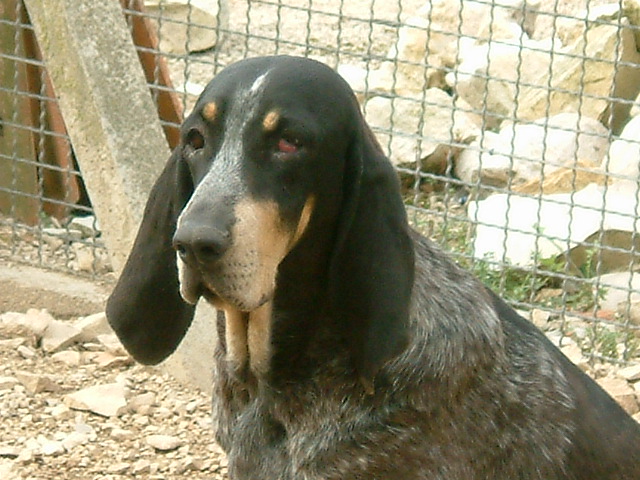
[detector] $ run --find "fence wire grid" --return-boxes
[2,0,640,366]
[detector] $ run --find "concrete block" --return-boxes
[23,0,170,273]
[21,1,217,394]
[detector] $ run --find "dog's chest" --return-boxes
[214,362,576,480]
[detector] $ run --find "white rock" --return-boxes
[108,462,131,474]
[132,459,152,474]
[456,113,609,186]
[597,376,639,415]
[71,244,96,272]
[17,345,35,358]
[51,350,81,367]
[40,439,65,456]
[144,0,229,54]
[519,10,640,133]
[64,383,128,417]
[96,333,126,355]
[68,215,99,237]
[0,446,19,458]
[337,64,368,97]
[74,312,113,343]
[15,371,59,394]
[451,36,556,129]
[0,459,14,478]
[129,392,156,413]
[599,272,640,311]
[468,182,640,268]
[61,431,89,451]
[530,309,551,330]
[619,364,640,382]
[110,428,134,441]
[605,115,640,179]
[1,309,54,337]
[0,376,19,391]
[146,434,183,452]
[41,320,82,353]
[0,338,24,349]
[50,404,72,419]
[365,90,479,168]
[560,343,589,371]
[74,419,97,440]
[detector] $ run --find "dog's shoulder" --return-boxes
[403,231,640,478]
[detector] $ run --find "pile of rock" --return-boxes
[339,0,640,320]
[143,0,229,54]
[0,309,226,479]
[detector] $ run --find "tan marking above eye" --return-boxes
[262,110,280,132]
[202,101,217,122]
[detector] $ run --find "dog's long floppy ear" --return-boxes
[106,149,196,365]
[329,117,415,391]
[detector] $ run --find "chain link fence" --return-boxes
[2,0,640,365]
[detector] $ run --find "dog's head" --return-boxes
[107,56,414,386]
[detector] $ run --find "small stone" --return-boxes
[0,446,19,458]
[597,377,640,415]
[560,344,589,372]
[132,458,152,474]
[146,434,182,452]
[0,338,25,348]
[15,371,60,394]
[64,383,128,417]
[133,415,150,426]
[68,215,99,237]
[74,312,113,343]
[530,309,551,330]
[98,355,132,369]
[74,420,97,440]
[618,365,640,382]
[41,320,82,353]
[108,462,131,474]
[110,428,134,441]
[1,309,53,337]
[61,431,89,451]
[129,392,156,413]
[40,439,65,456]
[181,455,205,472]
[51,350,81,367]
[17,345,36,358]
[0,459,14,478]
[51,404,72,419]
[96,334,126,355]
[71,244,96,272]
[16,448,35,464]
[0,376,19,391]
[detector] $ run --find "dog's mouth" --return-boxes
[178,261,271,312]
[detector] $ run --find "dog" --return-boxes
[106,55,640,479]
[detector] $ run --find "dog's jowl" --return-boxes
[107,55,640,479]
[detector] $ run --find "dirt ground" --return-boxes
[0,268,228,480]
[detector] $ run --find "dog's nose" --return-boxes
[173,224,231,266]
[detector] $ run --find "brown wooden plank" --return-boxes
[121,0,184,149]
[0,0,39,225]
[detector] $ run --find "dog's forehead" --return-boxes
[195,56,354,121]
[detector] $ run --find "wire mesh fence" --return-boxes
[2,0,640,365]
[0,0,109,277]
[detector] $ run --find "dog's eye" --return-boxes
[186,128,205,150]
[277,138,298,154]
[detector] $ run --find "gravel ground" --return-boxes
[0,312,227,480]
